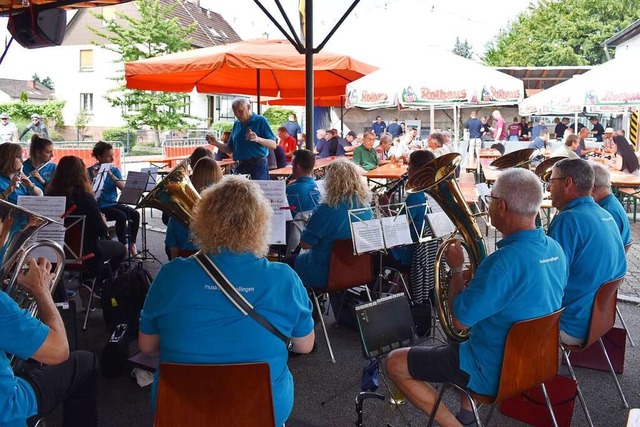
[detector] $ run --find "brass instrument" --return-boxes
[406,153,487,341]
[0,200,65,364]
[137,159,200,229]
[535,156,566,183]
[489,148,540,170]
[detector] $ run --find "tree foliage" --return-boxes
[263,107,295,128]
[32,73,55,90]
[484,0,640,66]
[453,37,473,59]
[89,0,197,144]
[0,100,65,127]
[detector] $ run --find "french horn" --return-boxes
[136,159,200,229]
[406,153,487,341]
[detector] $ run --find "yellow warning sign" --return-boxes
[630,111,638,149]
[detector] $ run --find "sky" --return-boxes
[203,0,538,67]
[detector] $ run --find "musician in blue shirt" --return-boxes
[88,141,140,256]
[207,98,276,180]
[0,143,42,203]
[21,135,56,192]
[592,163,631,245]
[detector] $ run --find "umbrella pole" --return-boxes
[257,69,261,114]
[340,96,344,136]
[304,0,314,151]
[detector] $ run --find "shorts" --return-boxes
[407,344,470,388]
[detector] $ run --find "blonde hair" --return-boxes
[322,158,371,208]
[191,176,272,257]
[191,157,223,192]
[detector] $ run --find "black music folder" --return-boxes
[355,293,416,359]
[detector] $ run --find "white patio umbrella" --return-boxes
[519,56,640,116]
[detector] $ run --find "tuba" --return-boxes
[406,153,487,341]
[136,159,200,229]
[535,156,566,183]
[0,200,65,364]
[489,148,540,170]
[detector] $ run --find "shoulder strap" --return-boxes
[193,252,293,350]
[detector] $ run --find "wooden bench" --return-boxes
[617,188,640,223]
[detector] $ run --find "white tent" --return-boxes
[519,56,640,116]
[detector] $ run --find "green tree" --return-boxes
[75,109,91,141]
[263,107,295,127]
[89,0,197,146]
[453,37,473,59]
[32,73,55,90]
[484,0,640,66]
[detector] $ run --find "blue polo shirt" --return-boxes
[228,114,275,161]
[528,137,545,150]
[295,199,373,289]
[88,166,122,208]
[0,291,49,426]
[315,139,330,158]
[372,121,386,137]
[0,175,32,204]
[548,196,626,340]
[336,138,351,156]
[597,193,631,246]
[21,159,56,192]
[454,228,566,396]
[165,218,197,252]
[391,191,428,266]
[286,177,320,217]
[140,251,313,427]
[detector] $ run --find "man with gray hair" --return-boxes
[207,97,276,180]
[547,158,626,346]
[386,168,566,426]
[591,163,631,245]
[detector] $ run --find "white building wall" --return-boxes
[613,33,640,60]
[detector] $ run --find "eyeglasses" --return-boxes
[548,176,566,183]
[482,194,500,206]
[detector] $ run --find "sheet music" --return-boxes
[381,215,413,248]
[141,167,159,191]
[17,196,66,262]
[92,163,111,200]
[352,219,385,254]
[255,180,290,245]
[475,183,490,197]
[118,171,149,205]
[426,212,456,238]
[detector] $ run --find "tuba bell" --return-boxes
[136,159,200,229]
[535,156,566,183]
[406,153,487,341]
[0,200,66,365]
[489,148,540,170]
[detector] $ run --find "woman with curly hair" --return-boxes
[165,157,223,259]
[139,176,314,427]
[292,158,373,289]
[87,141,140,255]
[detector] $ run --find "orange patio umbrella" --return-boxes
[124,39,377,99]
[260,95,345,107]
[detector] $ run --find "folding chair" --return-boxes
[155,362,275,427]
[63,215,113,331]
[428,309,564,427]
[561,277,628,427]
[618,242,635,346]
[311,239,374,363]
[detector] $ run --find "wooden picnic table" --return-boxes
[364,163,408,180]
[269,156,341,178]
[146,155,189,169]
[479,148,502,158]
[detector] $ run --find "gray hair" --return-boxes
[441,131,451,140]
[492,168,543,216]
[553,158,594,195]
[591,162,611,188]
[231,97,250,110]
[379,132,393,144]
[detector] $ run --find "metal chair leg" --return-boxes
[311,292,335,363]
[562,349,594,427]
[541,382,559,427]
[598,338,629,408]
[82,276,97,331]
[616,305,635,347]
[427,383,447,427]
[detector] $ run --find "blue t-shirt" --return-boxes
[454,228,566,396]
[228,114,275,161]
[528,137,545,150]
[391,191,428,266]
[0,175,32,204]
[283,121,301,139]
[165,218,197,252]
[372,121,386,137]
[597,193,631,246]
[315,138,331,158]
[548,196,627,340]
[21,159,56,193]
[139,252,313,427]
[286,177,320,217]
[88,166,122,208]
[387,123,401,138]
[336,138,351,156]
[465,118,483,139]
[295,199,373,289]
[0,291,49,426]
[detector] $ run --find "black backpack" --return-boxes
[102,262,153,335]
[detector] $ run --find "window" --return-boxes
[181,95,190,115]
[80,93,94,111]
[217,95,236,121]
[80,50,93,72]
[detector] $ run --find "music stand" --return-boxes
[354,293,416,426]
[117,171,161,265]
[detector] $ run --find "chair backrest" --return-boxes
[63,215,89,267]
[583,276,625,348]
[155,362,275,427]
[327,239,374,292]
[492,309,563,403]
